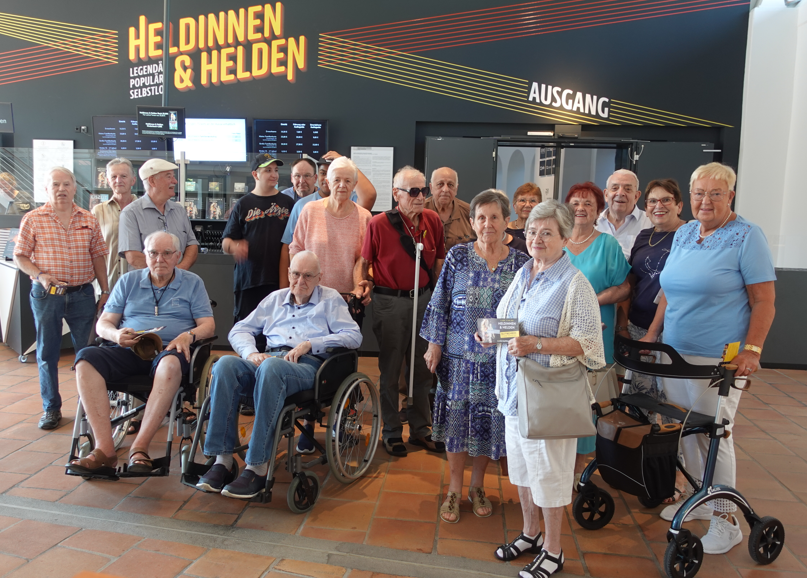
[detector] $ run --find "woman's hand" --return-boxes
[507,336,540,357]
[637,332,658,356]
[474,332,496,349]
[424,342,442,373]
[731,349,760,377]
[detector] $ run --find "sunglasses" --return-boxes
[398,186,430,198]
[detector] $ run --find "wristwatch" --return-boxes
[616,325,628,332]
[101,290,111,295]
[187,330,197,343]
[743,344,762,355]
[535,337,543,350]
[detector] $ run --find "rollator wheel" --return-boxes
[664,532,703,578]
[638,494,664,509]
[326,372,381,483]
[572,486,615,530]
[287,471,319,513]
[748,516,785,565]
[109,391,135,450]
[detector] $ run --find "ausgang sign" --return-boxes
[528,82,610,120]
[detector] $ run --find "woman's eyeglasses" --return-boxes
[646,197,676,207]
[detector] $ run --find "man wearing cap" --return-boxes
[222,154,295,324]
[118,159,199,271]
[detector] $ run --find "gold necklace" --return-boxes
[648,221,683,247]
[699,211,733,239]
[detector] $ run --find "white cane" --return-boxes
[408,240,424,405]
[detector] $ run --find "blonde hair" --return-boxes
[689,162,736,191]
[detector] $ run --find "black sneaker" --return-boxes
[221,469,268,499]
[296,423,316,454]
[239,403,255,417]
[196,463,236,493]
[38,409,62,430]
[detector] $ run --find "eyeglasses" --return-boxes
[646,197,676,207]
[397,186,430,198]
[515,198,539,205]
[525,230,557,239]
[691,189,727,201]
[146,250,176,260]
[292,173,316,180]
[290,271,318,281]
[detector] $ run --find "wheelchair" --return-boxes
[573,335,786,578]
[180,348,381,513]
[65,337,216,480]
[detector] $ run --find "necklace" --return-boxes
[648,221,683,247]
[568,228,596,245]
[699,211,733,239]
[149,271,175,315]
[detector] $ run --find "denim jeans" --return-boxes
[30,283,96,411]
[203,354,321,466]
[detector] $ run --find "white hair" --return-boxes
[327,156,359,183]
[393,165,425,189]
[606,169,640,190]
[47,166,76,186]
[106,158,135,178]
[290,250,321,274]
[144,231,181,254]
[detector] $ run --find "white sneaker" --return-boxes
[701,513,743,554]
[660,501,713,522]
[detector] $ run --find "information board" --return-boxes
[254,119,327,157]
[93,115,167,158]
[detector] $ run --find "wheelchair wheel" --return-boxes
[325,372,381,483]
[664,531,703,578]
[195,355,220,407]
[748,516,785,565]
[287,471,319,513]
[572,485,615,530]
[109,391,135,449]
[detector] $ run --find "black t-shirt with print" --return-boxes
[223,192,294,292]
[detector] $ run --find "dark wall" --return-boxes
[2,0,749,171]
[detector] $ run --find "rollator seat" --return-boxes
[617,393,714,429]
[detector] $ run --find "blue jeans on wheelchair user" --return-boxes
[203,354,323,466]
[30,283,96,411]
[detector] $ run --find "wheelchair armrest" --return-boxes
[188,336,217,384]
[313,349,358,401]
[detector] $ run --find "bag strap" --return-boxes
[384,209,434,290]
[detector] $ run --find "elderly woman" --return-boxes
[645,163,775,554]
[289,156,372,453]
[482,200,603,577]
[563,182,630,482]
[506,183,542,240]
[421,189,530,523]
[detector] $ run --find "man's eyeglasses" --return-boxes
[146,250,176,260]
[646,197,676,207]
[691,189,727,201]
[290,271,318,281]
[292,173,316,180]
[397,186,430,198]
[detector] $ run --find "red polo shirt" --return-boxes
[362,209,445,291]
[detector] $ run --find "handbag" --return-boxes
[507,277,597,440]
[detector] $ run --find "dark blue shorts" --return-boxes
[75,345,190,383]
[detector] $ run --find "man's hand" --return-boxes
[116,327,141,348]
[284,341,312,363]
[247,352,271,366]
[321,150,343,161]
[424,342,442,373]
[232,239,249,263]
[166,331,194,362]
[38,273,61,290]
[356,280,372,305]
[97,293,109,312]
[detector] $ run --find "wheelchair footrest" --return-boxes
[118,456,170,478]
[64,466,120,481]
[250,477,275,503]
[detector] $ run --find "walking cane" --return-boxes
[408,239,424,406]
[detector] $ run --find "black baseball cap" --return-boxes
[317,156,333,166]
[251,153,284,172]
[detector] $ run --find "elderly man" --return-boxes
[13,167,109,430]
[424,167,475,254]
[196,251,361,498]
[280,156,319,203]
[93,158,137,289]
[66,231,215,476]
[595,169,652,257]
[360,166,446,457]
[118,158,199,270]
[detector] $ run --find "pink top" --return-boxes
[289,199,373,293]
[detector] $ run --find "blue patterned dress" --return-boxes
[420,242,530,459]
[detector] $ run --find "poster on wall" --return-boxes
[32,140,73,203]
[351,147,394,212]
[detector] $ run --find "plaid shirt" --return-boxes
[14,203,108,285]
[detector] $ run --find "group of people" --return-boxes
[11,153,774,577]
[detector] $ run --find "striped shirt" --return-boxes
[14,203,108,285]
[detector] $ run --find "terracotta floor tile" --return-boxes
[0,375,34,386]
[737,570,807,578]
[0,519,79,558]
[298,526,366,543]
[575,523,654,558]
[5,547,108,578]
[435,538,501,563]
[305,498,376,531]
[365,518,436,553]
[60,529,141,557]
[387,450,445,473]
[0,471,27,493]
[0,449,63,475]
[319,475,385,502]
[381,470,441,494]
[129,474,197,502]
[1,396,44,415]
[726,536,807,572]
[583,552,663,578]
[740,408,788,421]
[6,486,67,501]
[274,559,344,578]
[0,422,51,441]
[235,506,304,534]
[0,413,28,434]
[0,439,29,460]
[0,392,31,407]
[114,496,183,518]
[0,516,19,531]
[102,549,191,578]
[374,491,438,522]
[437,506,505,544]
[173,510,239,526]
[185,549,275,577]
[20,465,83,491]
[24,434,75,454]
[0,553,26,576]
[59,480,138,509]
[737,438,795,456]
[180,490,247,515]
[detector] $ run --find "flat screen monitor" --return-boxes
[254,119,327,157]
[92,115,167,158]
[173,118,247,163]
[136,106,186,138]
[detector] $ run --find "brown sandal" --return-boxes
[67,448,118,475]
[440,491,460,523]
[128,447,154,473]
[469,486,492,517]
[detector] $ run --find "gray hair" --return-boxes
[106,158,135,178]
[144,231,181,254]
[470,189,511,221]
[606,169,640,191]
[526,199,574,239]
[47,166,76,187]
[290,249,321,274]
[327,156,359,183]
[393,165,425,189]
[430,167,458,187]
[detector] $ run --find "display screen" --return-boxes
[136,105,186,138]
[173,118,247,163]
[92,115,167,158]
[254,119,327,156]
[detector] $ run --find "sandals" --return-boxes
[469,486,492,518]
[494,532,544,561]
[67,448,118,476]
[519,549,564,578]
[662,485,688,505]
[127,447,154,473]
[440,491,460,523]
[408,434,445,453]
[383,437,407,457]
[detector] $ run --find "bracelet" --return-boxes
[615,325,628,332]
[101,290,110,295]
[36,272,42,281]
[743,344,762,355]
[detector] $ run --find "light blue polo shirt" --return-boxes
[118,194,199,256]
[105,268,213,342]
[280,190,358,244]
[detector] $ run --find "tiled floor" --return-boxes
[0,342,805,577]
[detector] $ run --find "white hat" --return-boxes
[139,158,179,181]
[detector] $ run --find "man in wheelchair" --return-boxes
[196,250,362,499]
[67,232,215,476]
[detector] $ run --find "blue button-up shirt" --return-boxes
[228,285,362,358]
[118,193,199,256]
